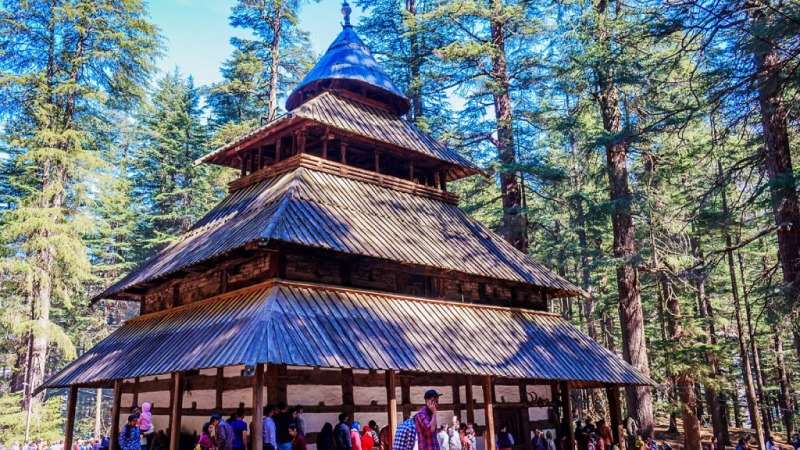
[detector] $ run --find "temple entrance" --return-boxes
[495,406,527,450]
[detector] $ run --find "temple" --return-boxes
[42,5,652,450]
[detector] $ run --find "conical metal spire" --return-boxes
[284,3,410,115]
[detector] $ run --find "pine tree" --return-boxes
[0,0,160,411]
[133,70,229,254]
[211,0,315,124]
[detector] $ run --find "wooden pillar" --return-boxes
[386,370,398,449]
[111,379,123,450]
[64,386,78,450]
[519,383,532,450]
[465,375,475,424]
[95,387,103,441]
[560,382,574,450]
[440,171,447,191]
[170,372,185,450]
[340,141,348,165]
[252,364,265,450]
[452,379,462,420]
[606,386,623,448]
[266,364,279,405]
[297,130,306,153]
[483,376,496,450]
[216,367,224,410]
[374,153,381,173]
[409,162,414,181]
[133,377,140,406]
[342,369,355,417]
[275,139,282,162]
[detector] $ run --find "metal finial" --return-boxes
[341,1,352,28]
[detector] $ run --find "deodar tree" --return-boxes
[0,0,160,411]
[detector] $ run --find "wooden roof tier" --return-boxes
[197,91,482,181]
[44,281,654,391]
[94,159,584,301]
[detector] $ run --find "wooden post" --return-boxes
[111,379,123,450]
[298,131,307,154]
[465,375,475,424]
[386,370,398,449]
[340,141,348,165]
[64,386,78,450]
[409,162,414,181]
[342,369,355,417]
[216,367,224,410]
[519,383,532,450]
[95,387,103,441]
[560,382,574,450]
[170,372,184,450]
[260,146,266,170]
[374,153,381,173]
[606,386,623,448]
[440,171,447,191]
[483,376,496,450]
[133,377,140,407]
[275,139,282,162]
[266,364,279,405]
[252,364,265,450]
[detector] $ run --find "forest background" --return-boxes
[1,0,799,448]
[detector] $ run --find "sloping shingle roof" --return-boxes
[44,282,653,390]
[96,166,582,300]
[199,92,481,179]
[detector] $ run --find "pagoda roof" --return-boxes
[285,26,410,115]
[199,91,482,180]
[44,281,653,390]
[95,163,583,300]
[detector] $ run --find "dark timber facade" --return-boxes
[42,11,651,450]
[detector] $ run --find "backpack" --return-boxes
[393,419,417,450]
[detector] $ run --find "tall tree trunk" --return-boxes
[594,0,652,432]
[774,326,794,440]
[268,0,283,117]
[750,4,800,364]
[720,163,765,450]
[692,236,731,444]
[663,279,702,450]
[406,0,423,121]
[738,252,772,432]
[490,0,527,252]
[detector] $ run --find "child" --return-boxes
[138,402,154,450]
[138,403,153,433]
[199,422,215,450]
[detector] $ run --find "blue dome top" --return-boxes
[285,26,410,115]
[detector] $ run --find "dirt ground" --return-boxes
[652,423,795,450]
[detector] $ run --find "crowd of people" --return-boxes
[11,388,800,450]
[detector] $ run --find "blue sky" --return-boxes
[148,0,350,87]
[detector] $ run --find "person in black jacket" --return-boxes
[274,403,293,450]
[335,413,352,450]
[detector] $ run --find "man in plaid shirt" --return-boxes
[393,418,418,450]
[414,390,442,450]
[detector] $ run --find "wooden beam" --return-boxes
[606,386,623,448]
[64,386,78,450]
[386,370,398,449]
[111,379,123,450]
[483,376,496,450]
[465,375,475,424]
[252,364,265,450]
[170,372,185,450]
